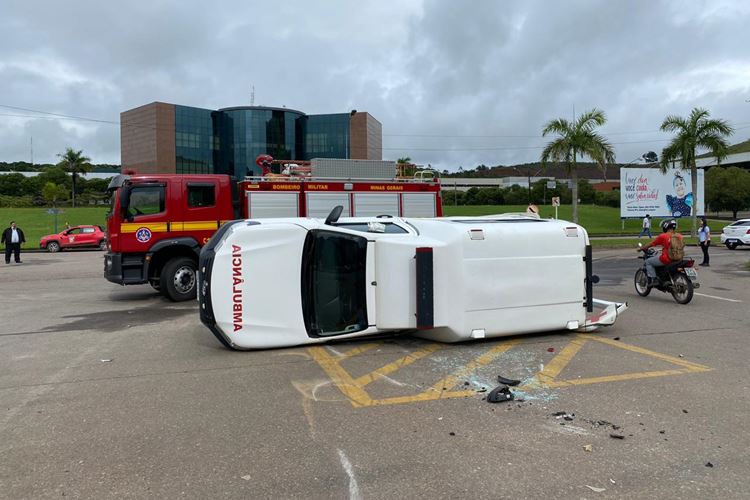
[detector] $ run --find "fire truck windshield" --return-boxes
[301,230,368,337]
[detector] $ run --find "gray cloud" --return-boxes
[1,0,749,170]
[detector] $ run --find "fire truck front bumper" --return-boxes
[104,252,148,285]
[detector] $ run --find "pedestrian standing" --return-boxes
[2,221,26,264]
[698,216,711,266]
[638,214,652,238]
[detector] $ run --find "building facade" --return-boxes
[121,102,382,178]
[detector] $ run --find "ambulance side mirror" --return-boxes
[324,205,344,225]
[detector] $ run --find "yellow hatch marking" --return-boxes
[354,343,443,387]
[308,334,712,408]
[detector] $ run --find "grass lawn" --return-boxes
[442,204,725,237]
[1,203,725,249]
[0,207,109,247]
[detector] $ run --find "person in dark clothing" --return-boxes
[2,221,26,264]
[698,217,711,266]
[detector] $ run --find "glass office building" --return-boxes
[121,103,382,178]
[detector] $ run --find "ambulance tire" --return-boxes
[161,257,197,302]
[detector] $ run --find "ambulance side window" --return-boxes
[128,186,165,217]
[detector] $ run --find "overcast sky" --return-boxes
[1,0,749,170]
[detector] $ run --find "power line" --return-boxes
[2,103,749,153]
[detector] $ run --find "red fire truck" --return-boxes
[104,157,442,301]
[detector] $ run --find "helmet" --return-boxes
[661,219,677,232]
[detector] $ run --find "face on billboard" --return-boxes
[673,175,687,198]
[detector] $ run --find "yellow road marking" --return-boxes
[354,344,442,386]
[541,368,706,388]
[308,334,712,408]
[534,336,587,387]
[428,339,521,393]
[338,343,381,360]
[307,347,373,408]
[586,335,710,371]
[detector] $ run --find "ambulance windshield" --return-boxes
[301,230,368,337]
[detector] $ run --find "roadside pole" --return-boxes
[552,196,560,219]
[47,208,64,233]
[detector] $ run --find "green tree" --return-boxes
[659,108,733,236]
[42,182,68,206]
[577,179,596,204]
[540,108,615,223]
[0,173,27,196]
[705,166,750,219]
[56,148,92,208]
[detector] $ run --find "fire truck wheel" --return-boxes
[160,257,197,302]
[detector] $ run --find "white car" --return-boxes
[720,219,750,249]
[198,209,626,350]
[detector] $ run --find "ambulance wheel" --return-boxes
[161,257,197,302]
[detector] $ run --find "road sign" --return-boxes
[547,181,556,189]
[551,197,560,207]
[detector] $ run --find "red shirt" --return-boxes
[650,232,682,264]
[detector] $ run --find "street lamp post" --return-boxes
[510,166,541,203]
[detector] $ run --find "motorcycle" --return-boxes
[634,244,699,304]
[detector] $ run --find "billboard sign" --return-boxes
[620,167,704,218]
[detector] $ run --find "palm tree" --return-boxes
[541,108,615,223]
[659,108,733,236]
[57,148,92,208]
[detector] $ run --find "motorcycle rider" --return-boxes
[638,219,682,285]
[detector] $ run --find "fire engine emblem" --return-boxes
[135,227,152,243]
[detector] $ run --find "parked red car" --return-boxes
[40,225,107,252]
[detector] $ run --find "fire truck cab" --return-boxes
[104,158,442,301]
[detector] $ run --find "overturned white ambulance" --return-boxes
[198,208,626,350]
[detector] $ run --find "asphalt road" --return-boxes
[1,245,748,499]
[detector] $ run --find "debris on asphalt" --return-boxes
[585,485,606,493]
[682,409,689,414]
[583,444,593,452]
[497,375,521,386]
[547,347,555,353]
[241,475,251,481]
[659,430,665,434]
[552,411,575,421]
[613,337,620,341]
[705,462,714,468]
[449,432,456,436]
[486,385,514,403]
[609,478,616,484]
[100,359,113,363]
[609,433,625,439]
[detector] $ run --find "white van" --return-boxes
[198,209,626,350]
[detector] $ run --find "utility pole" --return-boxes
[30,136,33,165]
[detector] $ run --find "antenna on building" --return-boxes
[250,85,255,106]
